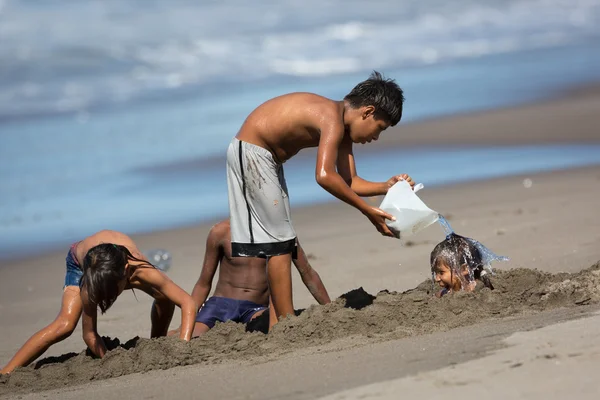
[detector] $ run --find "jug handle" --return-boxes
[413,183,424,193]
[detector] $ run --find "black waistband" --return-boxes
[231,239,297,259]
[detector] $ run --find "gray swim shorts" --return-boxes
[226,138,297,258]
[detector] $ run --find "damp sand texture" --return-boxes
[2,262,599,396]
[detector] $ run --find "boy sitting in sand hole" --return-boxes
[169,219,331,337]
[430,233,498,298]
[1,230,196,375]
[226,71,413,325]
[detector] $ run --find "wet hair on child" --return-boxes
[80,244,155,313]
[430,233,495,293]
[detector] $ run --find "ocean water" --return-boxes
[1,0,600,261]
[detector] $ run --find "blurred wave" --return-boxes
[1,0,599,119]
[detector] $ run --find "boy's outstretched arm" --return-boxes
[337,135,414,196]
[167,226,223,337]
[293,240,331,305]
[191,227,223,312]
[81,287,107,358]
[315,114,395,236]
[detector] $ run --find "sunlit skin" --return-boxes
[236,93,414,235]
[167,220,331,337]
[1,230,196,375]
[235,92,412,323]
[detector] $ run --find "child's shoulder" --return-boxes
[208,220,230,241]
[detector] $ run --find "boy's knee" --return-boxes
[53,317,77,339]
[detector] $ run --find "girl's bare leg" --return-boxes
[1,286,83,374]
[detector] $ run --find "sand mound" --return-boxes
[2,262,599,395]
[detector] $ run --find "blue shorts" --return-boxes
[64,247,83,288]
[195,296,266,328]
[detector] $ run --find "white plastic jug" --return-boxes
[379,180,439,238]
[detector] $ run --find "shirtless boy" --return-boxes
[226,71,413,322]
[169,219,330,337]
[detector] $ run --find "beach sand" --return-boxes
[1,87,600,398]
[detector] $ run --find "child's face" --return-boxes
[433,263,475,293]
[350,106,390,144]
[433,263,460,291]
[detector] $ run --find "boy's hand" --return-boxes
[386,174,414,191]
[364,206,396,237]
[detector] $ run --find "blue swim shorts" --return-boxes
[64,245,83,288]
[195,296,266,328]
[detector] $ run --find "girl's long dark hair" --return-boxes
[80,244,155,313]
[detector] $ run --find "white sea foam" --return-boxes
[0,0,598,117]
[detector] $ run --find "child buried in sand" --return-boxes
[169,219,331,337]
[1,230,196,375]
[430,232,498,298]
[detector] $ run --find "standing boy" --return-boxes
[227,71,413,323]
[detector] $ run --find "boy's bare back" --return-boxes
[75,230,145,264]
[230,72,410,250]
[236,93,342,163]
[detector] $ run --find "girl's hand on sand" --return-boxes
[364,207,396,237]
[386,174,415,190]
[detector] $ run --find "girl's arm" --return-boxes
[80,286,107,357]
[137,269,197,341]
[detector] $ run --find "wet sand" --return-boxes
[1,87,600,398]
[2,264,600,395]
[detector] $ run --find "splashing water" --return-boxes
[437,214,455,237]
[437,214,508,271]
[432,214,509,293]
[466,238,510,275]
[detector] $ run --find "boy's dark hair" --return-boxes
[344,71,405,126]
[81,244,154,313]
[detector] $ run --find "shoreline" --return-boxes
[2,82,600,265]
[1,163,598,267]
[2,87,600,395]
[133,82,600,175]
